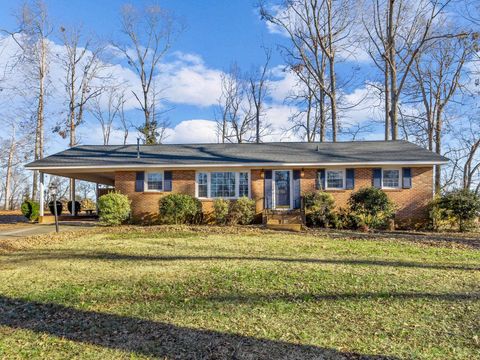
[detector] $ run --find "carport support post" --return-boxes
[39,172,44,218]
[95,183,99,215]
[70,178,75,217]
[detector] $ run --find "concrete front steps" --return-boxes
[264,210,304,232]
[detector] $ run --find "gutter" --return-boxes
[25,160,449,171]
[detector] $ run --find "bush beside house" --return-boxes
[97,192,131,226]
[21,200,40,222]
[213,198,229,225]
[430,189,480,232]
[347,187,396,231]
[303,191,337,228]
[304,187,395,231]
[159,194,202,225]
[229,197,256,225]
[211,197,255,225]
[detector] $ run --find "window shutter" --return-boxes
[402,168,412,189]
[264,170,272,209]
[372,168,382,188]
[135,171,144,192]
[317,169,326,190]
[293,170,301,209]
[164,171,173,192]
[346,168,355,189]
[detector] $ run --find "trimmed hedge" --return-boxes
[97,192,131,226]
[348,187,395,230]
[21,200,40,222]
[434,189,480,232]
[229,196,255,225]
[213,198,229,225]
[303,191,336,228]
[159,194,202,224]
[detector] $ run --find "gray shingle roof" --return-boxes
[25,140,448,169]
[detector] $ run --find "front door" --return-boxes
[274,170,291,209]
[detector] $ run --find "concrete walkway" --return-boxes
[0,223,96,240]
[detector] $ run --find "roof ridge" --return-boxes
[74,139,409,147]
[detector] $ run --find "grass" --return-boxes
[0,226,479,359]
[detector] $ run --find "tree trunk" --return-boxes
[4,128,15,210]
[434,105,443,194]
[32,38,47,201]
[387,0,398,140]
[384,61,390,140]
[327,0,337,142]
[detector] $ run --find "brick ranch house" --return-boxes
[26,140,447,227]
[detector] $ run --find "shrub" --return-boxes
[21,200,40,222]
[67,200,81,215]
[48,200,63,216]
[335,207,361,230]
[159,193,202,224]
[348,187,395,230]
[97,192,131,226]
[436,189,480,232]
[229,196,256,225]
[303,191,337,228]
[213,198,229,225]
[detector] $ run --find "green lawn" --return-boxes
[0,227,479,359]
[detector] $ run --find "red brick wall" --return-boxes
[115,167,434,226]
[301,167,433,224]
[115,170,196,223]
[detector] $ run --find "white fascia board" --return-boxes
[26,160,448,171]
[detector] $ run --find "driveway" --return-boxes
[0,222,96,240]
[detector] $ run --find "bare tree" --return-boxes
[54,26,105,148]
[286,71,326,142]
[90,85,123,145]
[407,33,475,193]
[112,4,179,144]
[363,0,463,140]
[261,0,355,142]
[2,122,16,210]
[248,47,272,143]
[117,92,130,145]
[216,64,256,143]
[5,0,52,200]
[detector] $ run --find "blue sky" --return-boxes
[0,0,380,153]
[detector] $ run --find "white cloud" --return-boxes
[164,119,218,144]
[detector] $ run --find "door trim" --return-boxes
[272,170,293,210]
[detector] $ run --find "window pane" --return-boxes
[211,172,236,197]
[197,172,208,197]
[239,172,249,197]
[147,172,163,190]
[383,169,400,188]
[327,170,344,189]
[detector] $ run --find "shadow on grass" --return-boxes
[0,295,397,359]
[4,251,480,271]
[201,291,480,304]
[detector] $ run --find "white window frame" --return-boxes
[144,171,165,192]
[195,170,251,199]
[325,169,346,190]
[381,168,402,189]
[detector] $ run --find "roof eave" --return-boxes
[25,159,449,171]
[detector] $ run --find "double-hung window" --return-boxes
[326,170,345,189]
[197,172,208,197]
[196,171,250,198]
[145,172,163,191]
[382,169,400,189]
